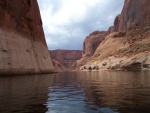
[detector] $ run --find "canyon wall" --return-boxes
[50,50,82,68]
[80,0,150,71]
[114,0,150,31]
[82,31,107,58]
[0,0,54,75]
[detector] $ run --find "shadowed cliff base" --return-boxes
[0,0,54,75]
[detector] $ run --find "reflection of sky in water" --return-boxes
[45,81,118,113]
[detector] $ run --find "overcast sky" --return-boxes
[37,0,124,50]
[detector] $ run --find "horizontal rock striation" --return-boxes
[0,0,54,75]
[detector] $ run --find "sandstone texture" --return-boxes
[114,0,150,31]
[107,26,115,34]
[0,0,54,75]
[81,27,150,71]
[72,31,107,69]
[50,50,82,68]
[80,0,150,71]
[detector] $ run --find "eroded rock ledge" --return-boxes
[80,27,150,71]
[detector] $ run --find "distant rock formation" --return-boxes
[50,50,82,68]
[72,31,107,69]
[80,0,150,71]
[0,0,54,75]
[83,31,107,58]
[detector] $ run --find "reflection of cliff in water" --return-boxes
[0,74,55,113]
[51,71,150,113]
[78,71,150,113]
[1,71,150,113]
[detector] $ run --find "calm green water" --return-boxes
[0,71,150,113]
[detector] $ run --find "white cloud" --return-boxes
[37,0,124,50]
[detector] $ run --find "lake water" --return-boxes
[0,71,150,113]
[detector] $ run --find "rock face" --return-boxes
[83,31,107,58]
[51,59,65,71]
[50,50,82,68]
[0,0,54,75]
[107,26,115,34]
[72,31,107,69]
[80,0,150,71]
[114,0,150,31]
[81,28,150,71]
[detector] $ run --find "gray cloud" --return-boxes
[37,0,124,50]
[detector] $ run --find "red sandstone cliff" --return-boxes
[0,0,54,75]
[80,0,150,71]
[114,0,150,31]
[83,31,107,58]
[50,50,82,68]
[72,31,107,68]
